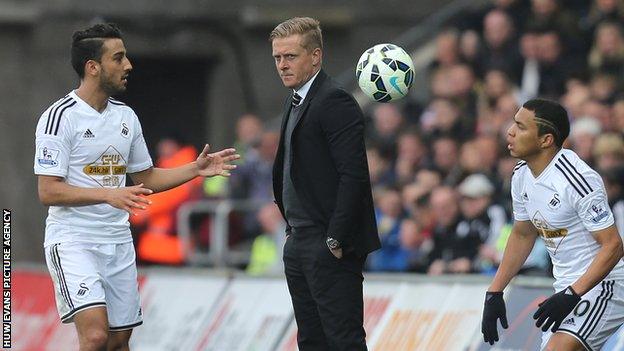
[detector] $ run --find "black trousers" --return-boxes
[283,226,367,351]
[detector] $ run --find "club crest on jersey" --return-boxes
[548,193,561,209]
[77,283,89,297]
[37,147,59,168]
[588,200,609,223]
[121,123,129,138]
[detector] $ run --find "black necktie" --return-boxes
[292,92,302,107]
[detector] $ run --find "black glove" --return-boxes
[482,291,508,345]
[533,286,581,332]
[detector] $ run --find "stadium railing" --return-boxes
[177,199,268,267]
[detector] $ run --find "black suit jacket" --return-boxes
[272,70,380,256]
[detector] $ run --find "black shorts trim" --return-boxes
[50,243,74,310]
[557,328,593,351]
[109,321,143,331]
[61,301,107,323]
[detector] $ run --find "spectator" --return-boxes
[588,21,624,79]
[229,130,280,238]
[431,136,462,184]
[246,203,286,276]
[476,9,523,81]
[581,0,624,40]
[234,113,263,160]
[482,68,519,110]
[561,80,591,120]
[569,117,602,164]
[455,174,508,272]
[394,130,429,186]
[367,144,395,188]
[612,97,624,132]
[229,130,279,202]
[481,93,519,138]
[460,30,482,70]
[430,28,462,71]
[367,188,406,271]
[600,166,624,236]
[402,169,441,213]
[448,64,479,125]
[131,136,202,265]
[582,98,614,131]
[592,133,624,170]
[367,103,404,157]
[398,219,433,272]
[526,0,582,52]
[420,98,464,140]
[518,27,542,100]
[589,72,619,104]
[536,29,581,98]
[427,186,463,275]
[475,134,503,176]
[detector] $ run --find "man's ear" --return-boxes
[312,48,322,67]
[84,60,100,77]
[540,133,556,149]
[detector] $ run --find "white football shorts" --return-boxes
[541,279,624,350]
[44,241,143,330]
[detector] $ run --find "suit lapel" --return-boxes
[291,70,326,130]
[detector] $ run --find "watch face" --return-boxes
[327,238,340,249]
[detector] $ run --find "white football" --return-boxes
[356,43,414,102]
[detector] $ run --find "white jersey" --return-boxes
[34,91,153,246]
[511,148,623,291]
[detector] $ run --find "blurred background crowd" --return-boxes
[127,0,624,277]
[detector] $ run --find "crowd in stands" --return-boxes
[133,0,624,276]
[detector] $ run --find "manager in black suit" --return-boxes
[270,17,381,351]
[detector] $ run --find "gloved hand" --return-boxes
[533,286,581,332]
[482,291,508,345]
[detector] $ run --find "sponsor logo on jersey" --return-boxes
[83,145,127,187]
[83,129,95,139]
[589,201,609,223]
[121,123,129,138]
[532,211,569,254]
[37,147,60,168]
[77,283,89,297]
[548,193,561,209]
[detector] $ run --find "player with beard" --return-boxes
[34,23,239,350]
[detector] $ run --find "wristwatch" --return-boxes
[326,237,341,250]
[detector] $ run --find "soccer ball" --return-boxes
[356,43,414,103]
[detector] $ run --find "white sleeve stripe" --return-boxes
[561,154,594,192]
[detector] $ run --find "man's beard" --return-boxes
[100,72,126,96]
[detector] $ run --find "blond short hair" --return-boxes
[269,17,323,52]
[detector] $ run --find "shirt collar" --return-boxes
[293,70,320,103]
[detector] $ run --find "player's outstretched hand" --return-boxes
[533,286,580,332]
[106,183,153,216]
[482,291,508,345]
[196,144,240,177]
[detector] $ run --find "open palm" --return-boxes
[196,144,240,177]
